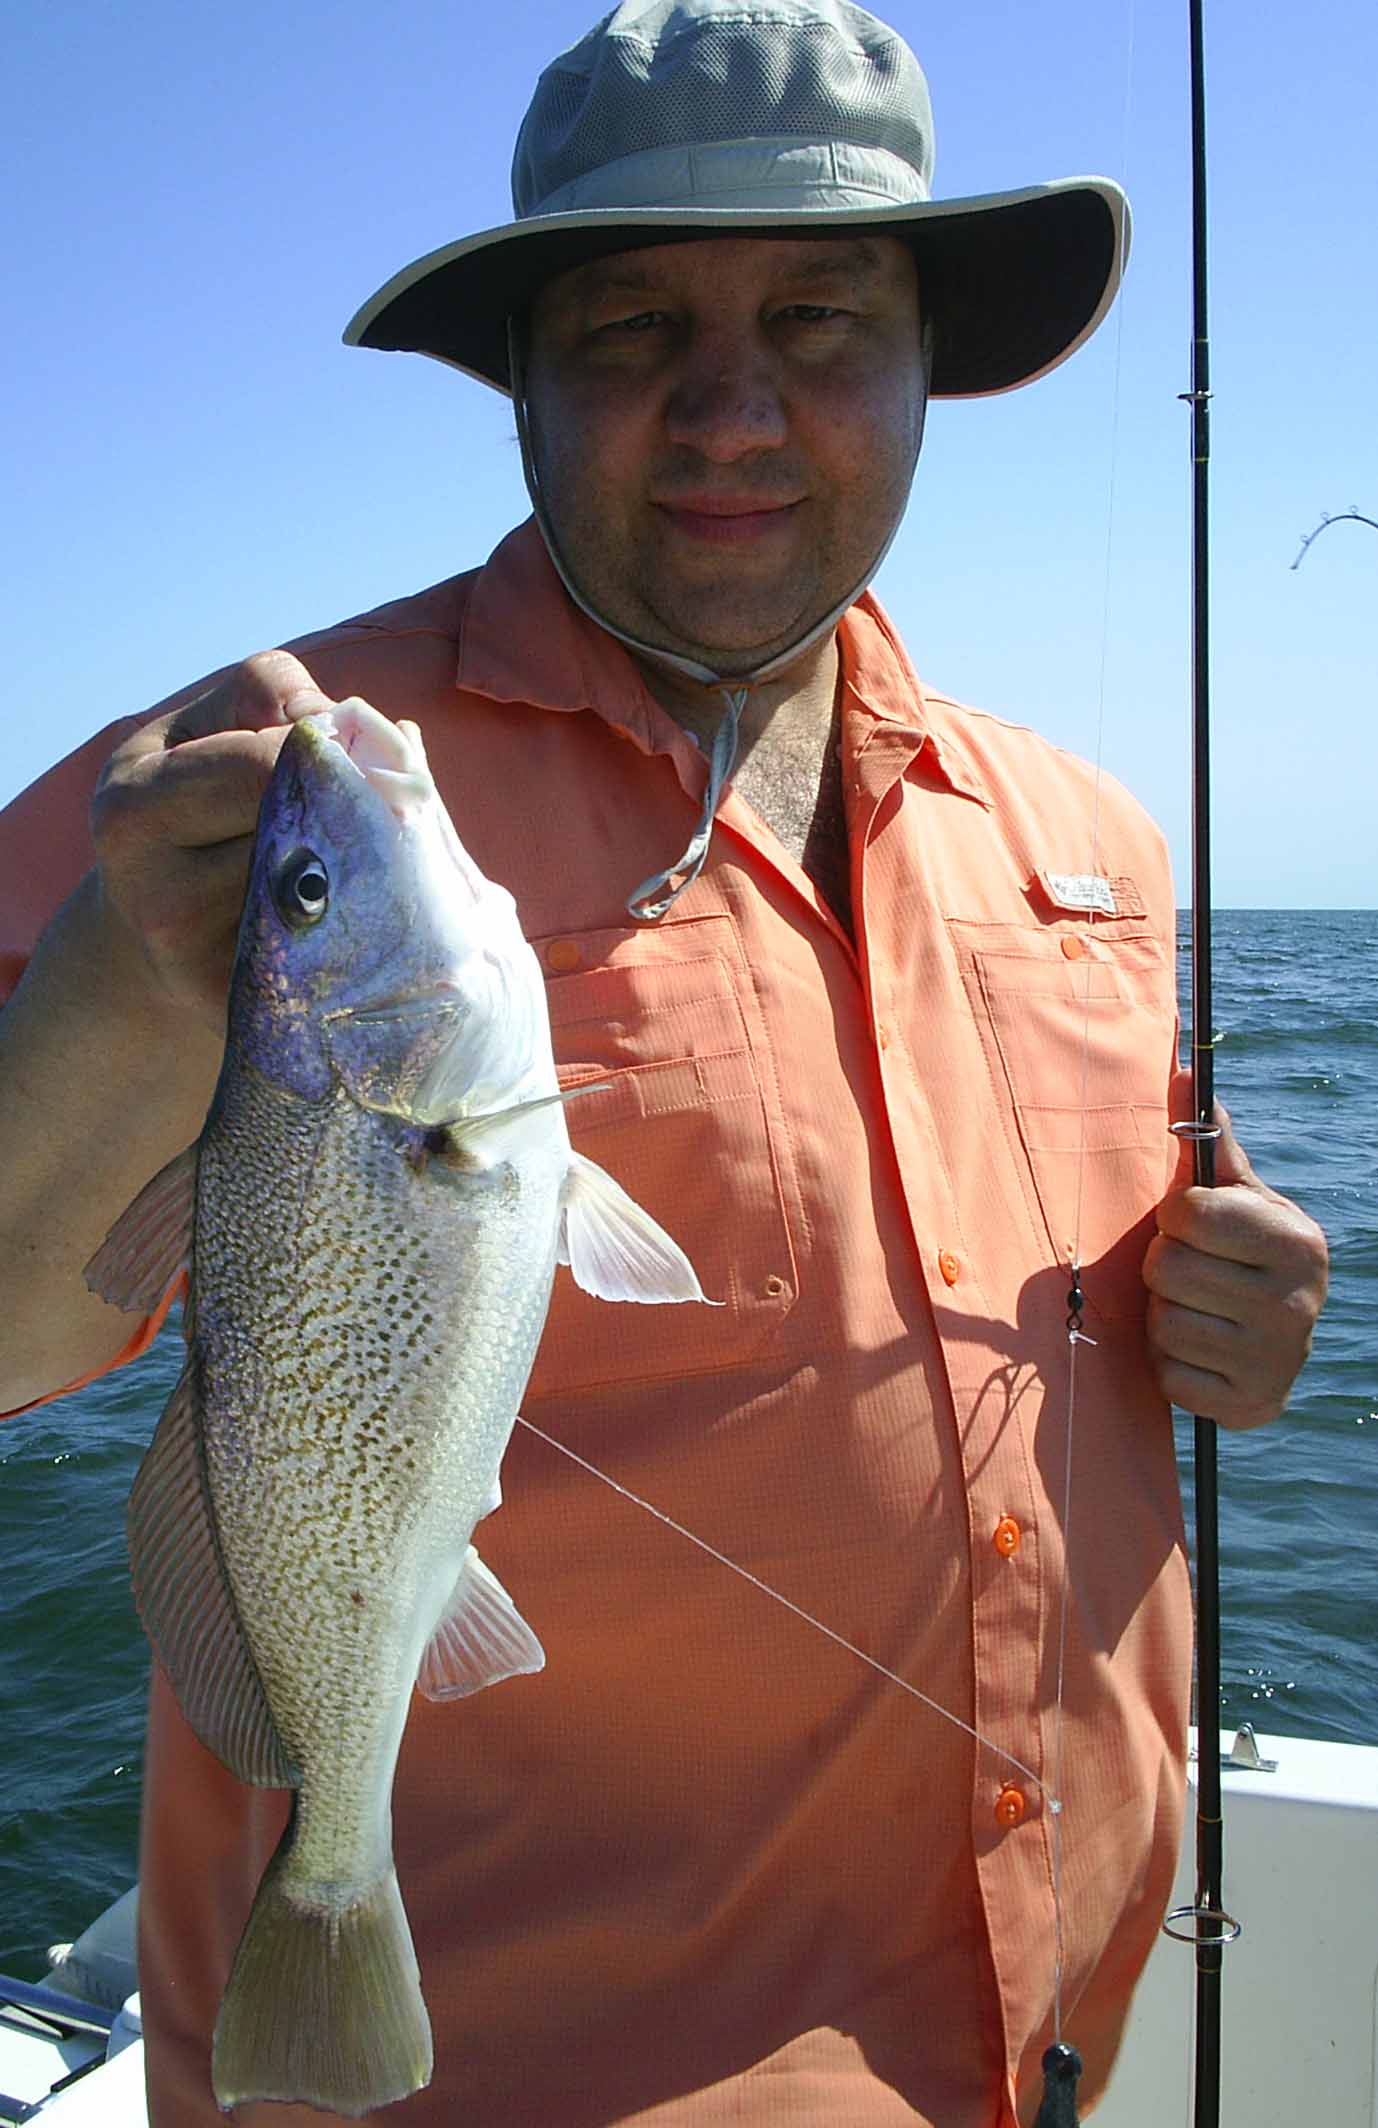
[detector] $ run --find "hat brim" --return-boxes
[343,178,1127,400]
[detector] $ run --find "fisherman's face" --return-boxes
[523,234,926,675]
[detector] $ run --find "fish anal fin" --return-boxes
[558,1151,715,1304]
[128,1366,295,1788]
[84,1143,197,1314]
[415,1546,544,1702]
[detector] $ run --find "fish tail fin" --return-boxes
[212,1835,432,2117]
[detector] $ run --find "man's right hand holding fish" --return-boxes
[0,653,332,1411]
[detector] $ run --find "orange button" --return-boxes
[938,1250,960,1286]
[1060,934,1086,961]
[993,1516,1021,1558]
[546,939,581,972]
[995,1785,1027,1828]
[876,1023,890,1050]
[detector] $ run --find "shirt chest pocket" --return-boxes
[526,913,807,1398]
[964,927,1177,1323]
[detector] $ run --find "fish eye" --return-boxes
[274,849,330,928]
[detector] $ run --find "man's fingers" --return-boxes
[1155,1175,1328,1293]
[82,651,347,1031]
[1147,1347,1271,1431]
[102,649,333,777]
[96,727,291,859]
[1146,1290,1246,1371]
[1146,1084,1329,1430]
[163,650,333,745]
[1154,1181,1293,1266]
[128,832,257,944]
[1144,1209,1327,1431]
[94,651,337,858]
[94,727,291,858]
[1145,1284,1293,1429]
[1148,1310,1284,1430]
[1142,1230,1256,1319]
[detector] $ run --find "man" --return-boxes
[0,3,1327,2123]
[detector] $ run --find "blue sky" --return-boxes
[5,0,1374,904]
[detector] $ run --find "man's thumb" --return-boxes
[1167,1065,1256,1189]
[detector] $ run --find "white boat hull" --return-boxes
[1101,1728,1378,2125]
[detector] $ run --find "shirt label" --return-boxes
[1042,870,1118,918]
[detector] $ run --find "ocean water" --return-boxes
[1175,910,1377,1744]
[0,909,1373,1974]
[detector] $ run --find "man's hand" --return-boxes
[1142,1069,1329,1429]
[0,651,338,1409]
[90,650,335,1029]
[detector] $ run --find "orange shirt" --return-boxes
[0,520,1189,2126]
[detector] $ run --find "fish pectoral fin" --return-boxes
[84,1142,198,1314]
[128,1364,296,1789]
[558,1151,716,1304]
[415,1546,545,1701]
[437,1083,613,1163]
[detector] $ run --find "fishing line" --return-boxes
[1043,0,1139,2091]
[515,1414,1054,1800]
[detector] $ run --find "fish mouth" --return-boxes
[276,700,498,933]
[294,702,434,823]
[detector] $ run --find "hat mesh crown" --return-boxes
[514,6,933,216]
[344,0,1125,405]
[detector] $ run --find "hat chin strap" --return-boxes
[507,318,932,921]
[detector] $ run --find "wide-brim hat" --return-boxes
[344,0,1129,400]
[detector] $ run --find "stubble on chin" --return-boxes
[555,505,828,673]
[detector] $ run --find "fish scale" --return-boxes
[199,1069,566,1889]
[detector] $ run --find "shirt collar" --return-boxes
[456,517,988,809]
[458,518,651,723]
[837,588,990,809]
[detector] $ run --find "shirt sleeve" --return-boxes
[3,1281,186,1419]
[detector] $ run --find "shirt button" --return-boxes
[1060,934,1086,961]
[876,1023,891,1050]
[546,939,581,972]
[938,1250,960,1286]
[995,1785,1027,1828]
[993,1516,1021,1558]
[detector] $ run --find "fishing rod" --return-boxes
[1161,3,1241,2123]
[1291,506,1378,569]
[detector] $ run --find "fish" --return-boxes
[85,701,709,2117]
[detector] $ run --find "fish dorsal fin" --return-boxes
[415,1546,545,1702]
[84,1144,198,1312]
[558,1152,713,1304]
[127,1365,296,1788]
